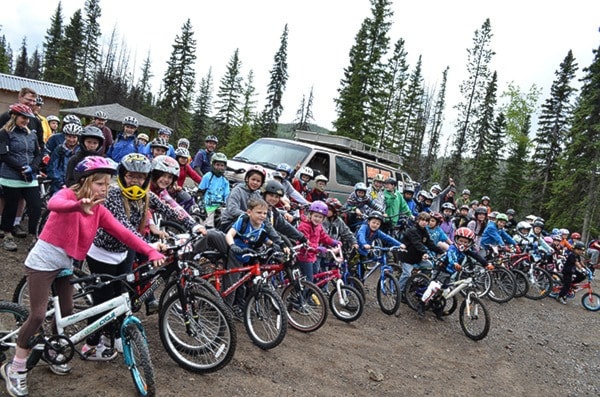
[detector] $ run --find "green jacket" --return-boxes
[383,189,411,224]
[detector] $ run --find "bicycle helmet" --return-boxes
[158,127,172,136]
[94,110,108,120]
[122,116,139,128]
[488,211,497,220]
[373,174,385,183]
[150,138,169,150]
[354,182,367,192]
[430,212,443,224]
[571,232,581,240]
[441,202,456,212]
[496,213,509,222]
[403,184,414,193]
[454,227,475,251]
[276,163,293,175]
[298,166,314,179]
[63,123,82,136]
[35,96,44,106]
[309,200,328,216]
[73,156,117,181]
[532,219,545,229]
[175,147,190,159]
[470,200,479,206]
[430,184,442,194]
[460,204,469,211]
[80,125,105,148]
[271,171,284,181]
[210,152,228,176]
[117,153,152,200]
[205,135,218,143]
[46,115,60,123]
[314,174,328,183]
[560,228,569,236]
[516,221,531,237]
[8,103,34,118]
[384,177,396,185]
[152,155,180,179]
[368,211,385,223]
[481,195,491,202]
[325,197,343,214]
[263,180,285,197]
[177,138,190,148]
[506,208,516,216]
[474,206,488,216]
[462,189,471,195]
[573,241,586,250]
[525,215,537,223]
[137,133,149,143]
[63,114,81,125]
[244,164,266,184]
[543,236,553,244]
[421,191,434,201]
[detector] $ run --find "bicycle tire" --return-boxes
[511,269,529,298]
[158,286,236,373]
[404,273,430,311]
[376,273,401,315]
[0,302,35,368]
[36,209,50,237]
[524,267,553,300]
[459,295,490,341]
[158,276,221,308]
[244,288,287,350]
[122,323,156,397]
[328,285,364,322]
[581,292,600,311]
[487,267,516,304]
[458,266,492,298]
[345,276,366,301]
[281,281,328,333]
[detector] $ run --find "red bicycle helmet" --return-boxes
[431,212,443,224]
[325,197,343,213]
[571,232,581,240]
[9,103,34,118]
[454,227,475,241]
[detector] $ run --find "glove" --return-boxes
[229,245,244,255]
[299,236,308,244]
[331,239,341,247]
[317,246,328,255]
[22,165,32,174]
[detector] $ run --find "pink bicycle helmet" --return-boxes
[74,156,118,180]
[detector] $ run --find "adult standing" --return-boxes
[89,110,114,156]
[0,104,43,250]
[31,96,52,145]
[0,87,44,151]
[192,135,218,176]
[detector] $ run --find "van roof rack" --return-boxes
[294,130,403,167]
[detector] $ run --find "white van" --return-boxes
[225,130,415,201]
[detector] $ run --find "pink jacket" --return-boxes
[296,218,335,263]
[40,188,163,261]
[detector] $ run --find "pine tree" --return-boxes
[78,0,103,102]
[43,3,64,82]
[56,9,85,88]
[380,38,409,150]
[529,50,578,213]
[257,24,289,138]
[293,87,315,131]
[191,68,214,151]
[424,67,449,180]
[240,70,257,126]
[397,55,425,171]
[214,49,243,144]
[28,48,42,80]
[14,38,28,77]
[547,38,600,239]
[0,33,12,74]
[157,19,197,139]
[92,27,131,106]
[446,18,495,180]
[130,53,154,113]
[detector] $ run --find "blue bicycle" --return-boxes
[348,246,403,315]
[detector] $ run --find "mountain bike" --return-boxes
[507,247,553,300]
[199,250,287,350]
[548,268,600,311]
[1,273,155,396]
[349,246,403,315]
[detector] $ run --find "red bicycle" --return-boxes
[549,268,600,311]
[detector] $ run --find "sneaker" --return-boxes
[12,225,27,238]
[100,335,123,354]
[145,300,159,316]
[3,237,17,252]
[41,351,72,376]
[417,302,425,319]
[557,296,567,305]
[81,343,117,361]
[1,362,28,397]
[231,305,244,322]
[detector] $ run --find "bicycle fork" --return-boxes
[464,292,480,319]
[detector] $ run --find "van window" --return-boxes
[366,165,392,183]
[233,139,311,169]
[335,156,363,186]
[306,152,330,179]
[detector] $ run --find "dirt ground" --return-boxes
[1,236,599,397]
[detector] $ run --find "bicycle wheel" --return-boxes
[511,269,529,298]
[487,267,516,304]
[159,277,221,308]
[159,287,236,373]
[376,273,401,315]
[0,302,31,367]
[459,295,490,341]
[122,323,155,397]
[281,281,328,333]
[404,273,430,311]
[244,288,287,350]
[36,209,50,237]
[581,292,600,311]
[524,267,553,300]
[345,276,366,301]
[458,266,492,298]
[328,285,364,322]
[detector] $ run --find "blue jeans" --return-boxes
[399,260,433,293]
[297,261,318,283]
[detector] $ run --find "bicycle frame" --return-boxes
[355,247,396,285]
[201,262,266,299]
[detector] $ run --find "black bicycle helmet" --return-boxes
[263,180,285,197]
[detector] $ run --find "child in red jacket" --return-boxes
[297,200,340,282]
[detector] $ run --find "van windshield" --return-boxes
[232,139,312,169]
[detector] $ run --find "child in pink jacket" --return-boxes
[297,200,341,282]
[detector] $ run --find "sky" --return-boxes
[2,0,599,137]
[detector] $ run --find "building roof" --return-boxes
[0,73,78,102]
[60,103,168,131]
